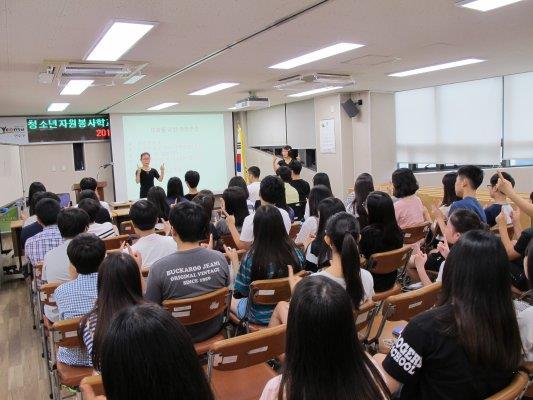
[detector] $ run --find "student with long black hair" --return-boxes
[80,304,214,400]
[359,191,404,292]
[166,176,186,206]
[228,175,255,212]
[440,172,460,215]
[303,172,332,219]
[378,230,523,399]
[24,181,46,225]
[79,252,144,370]
[260,276,389,400]
[230,205,304,325]
[517,241,533,361]
[346,173,374,229]
[295,185,332,245]
[216,186,249,236]
[147,186,170,221]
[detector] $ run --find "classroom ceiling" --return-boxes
[1,0,533,115]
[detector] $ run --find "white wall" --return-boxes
[0,145,24,205]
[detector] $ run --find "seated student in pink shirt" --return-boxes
[391,168,428,229]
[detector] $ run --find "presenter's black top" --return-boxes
[139,168,160,198]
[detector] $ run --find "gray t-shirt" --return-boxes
[145,247,230,342]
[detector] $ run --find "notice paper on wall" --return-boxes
[319,118,335,153]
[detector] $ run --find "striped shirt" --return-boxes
[82,313,97,365]
[24,225,64,266]
[234,248,305,325]
[55,273,97,366]
[87,222,117,239]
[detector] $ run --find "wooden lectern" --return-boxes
[72,181,107,203]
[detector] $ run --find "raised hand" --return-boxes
[288,265,302,293]
[495,170,513,195]
[437,238,450,259]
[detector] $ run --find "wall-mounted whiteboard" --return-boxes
[0,145,24,206]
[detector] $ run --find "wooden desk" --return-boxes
[110,201,134,210]
[112,207,131,230]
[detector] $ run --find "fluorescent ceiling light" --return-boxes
[60,79,94,95]
[189,82,239,96]
[124,74,146,84]
[388,58,485,77]
[147,102,179,111]
[86,21,156,61]
[47,103,70,112]
[269,42,365,70]
[288,86,343,98]
[457,0,525,11]
[228,107,238,110]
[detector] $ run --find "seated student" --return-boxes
[20,191,60,249]
[191,190,222,248]
[392,168,427,229]
[226,175,292,250]
[42,208,90,322]
[276,166,300,205]
[24,197,63,267]
[166,176,186,206]
[448,165,487,223]
[79,252,144,370]
[79,177,110,212]
[377,231,522,399]
[216,187,249,236]
[147,186,170,221]
[229,176,255,213]
[229,205,304,325]
[413,209,484,286]
[145,202,230,343]
[125,200,176,268]
[517,242,533,361]
[80,304,214,400]
[493,171,533,219]
[295,185,332,245]
[78,198,118,239]
[303,172,332,219]
[346,173,374,228]
[305,198,346,272]
[288,160,310,203]
[484,171,515,227]
[359,191,404,292]
[77,189,112,222]
[247,166,261,204]
[427,172,460,246]
[260,276,389,400]
[183,170,200,201]
[22,181,46,227]
[54,233,106,366]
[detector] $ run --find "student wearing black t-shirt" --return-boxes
[377,230,522,400]
[288,161,310,203]
[184,170,200,201]
[135,152,164,198]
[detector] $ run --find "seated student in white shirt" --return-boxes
[78,198,118,239]
[79,177,111,212]
[224,175,292,250]
[247,166,261,205]
[77,190,112,222]
[124,200,176,268]
[42,207,90,322]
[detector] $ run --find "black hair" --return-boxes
[140,152,150,159]
[249,205,301,282]
[325,212,364,308]
[100,304,214,400]
[248,166,260,179]
[313,172,331,190]
[77,198,102,223]
[169,202,208,243]
[27,181,46,213]
[129,200,158,231]
[191,190,215,226]
[277,166,292,183]
[314,198,346,267]
[228,176,250,198]
[289,160,303,175]
[30,191,58,217]
[366,191,403,249]
[280,276,390,400]
[448,209,485,233]
[166,177,184,199]
[79,177,98,191]
[185,170,200,188]
[351,173,374,228]
[457,165,484,190]
[439,230,522,371]
[147,186,170,220]
[308,185,333,218]
[35,198,61,226]
[222,187,249,228]
[526,240,533,289]
[78,189,99,202]
[282,145,292,151]
[57,208,90,238]
[392,168,419,198]
[79,252,144,370]
[67,233,105,274]
[490,172,515,188]
[441,172,460,207]
[259,175,287,209]
[288,149,299,159]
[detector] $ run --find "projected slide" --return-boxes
[113,114,233,200]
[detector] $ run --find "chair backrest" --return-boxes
[250,277,293,306]
[368,246,413,275]
[221,234,237,249]
[103,234,130,251]
[383,282,442,322]
[485,371,528,400]
[80,375,104,397]
[402,222,431,244]
[120,220,135,235]
[355,299,378,334]
[289,223,301,240]
[40,282,61,307]
[490,224,514,239]
[51,317,83,348]
[207,324,286,375]
[162,287,230,325]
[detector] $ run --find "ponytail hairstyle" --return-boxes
[351,173,374,228]
[314,198,346,267]
[325,212,364,308]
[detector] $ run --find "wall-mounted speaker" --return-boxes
[342,98,362,118]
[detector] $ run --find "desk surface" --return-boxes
[112,208,130,218]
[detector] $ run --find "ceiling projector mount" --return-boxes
[273,72,355,91]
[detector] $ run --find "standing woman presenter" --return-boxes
[135,152,164,198]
